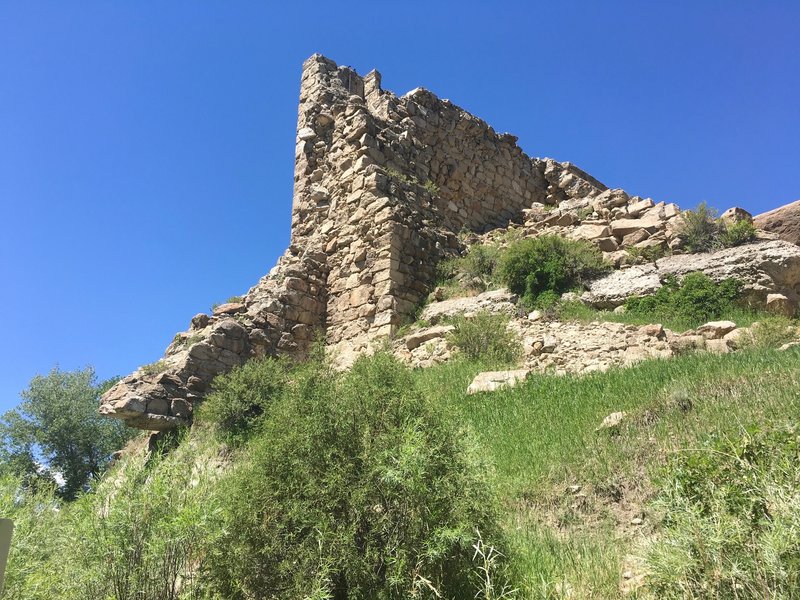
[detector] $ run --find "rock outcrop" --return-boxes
[582,240,800,308]
[100,54,799,431]
[101,55,631,430]
[754,199,800,246]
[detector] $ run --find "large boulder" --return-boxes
[583,240,800,308]
[754,199,800,246]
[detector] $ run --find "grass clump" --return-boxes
[498,235,610,308]
[645,424,800,598]
[625,272,741,328]
[744,316,798,348]
[204,353,509,599]
[140,359,168,376]
[195,356,288,444]
[447,312,522,366]
[437,243,503,297]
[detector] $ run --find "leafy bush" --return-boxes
[677,202,721,253]
[498,235,609,308]
[719,219,758,248]
[0,432,219,600]
[195,356,288,444]
[447,312,522,365]
[625,272,741,328]
[645,425,800,598]
[677,203,757,253]
[203,353,508,599]
[437,244,502,295]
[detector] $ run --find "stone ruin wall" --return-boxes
[98,54,644,431]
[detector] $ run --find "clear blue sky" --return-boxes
[1,1,798,413]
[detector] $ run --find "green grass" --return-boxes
[557,300,773,333]
[412,346,800,598]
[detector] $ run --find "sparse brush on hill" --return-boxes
[678,202,757,253]
[446,312,522,366]
[498,235,610,309]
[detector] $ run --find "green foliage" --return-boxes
[626,244,668,263]
[625,272,742,328]
[744,316,798,349]
[0,429,220,600]
[719,219,758,248]
[227,295,244,304]
[646,425,800,598]
[498,235,609,308]
[195,356,288,444]
[678,203,758,253]
[437,243,502,296]
[203,352,508,599]
[447,312,522,366]
[0,367,132,500]
[677,202,722,253]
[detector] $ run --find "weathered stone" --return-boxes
[754,199,800,246]
[404,325,455,350]
[696,321,737,340]
[212,302,245,316]
[766,293,797,317]
[467,369,529,395]
[596,411,626,431]
[720,207,752,224]
[584,241,800,308]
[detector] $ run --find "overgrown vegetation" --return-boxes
[677,202,757,253]
[195,356,288,445]
[646,424,800,598]
[436,243,502,297]
[625,272,742,328]
[446,312,522,365]
[498,235,610,309]
[1,353,512,599]
[413,346,800,598]
[204,353,508,599]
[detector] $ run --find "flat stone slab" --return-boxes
[466,369,529,395]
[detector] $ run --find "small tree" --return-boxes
[677,202,720,253]
[0,366,133,499]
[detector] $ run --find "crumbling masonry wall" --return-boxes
[100,54,606,430]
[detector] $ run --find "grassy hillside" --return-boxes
[415,347,800,597]
[2,344,798,599]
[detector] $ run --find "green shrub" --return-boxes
[447,312,522,365]
[625,272,741,328]
[645,424,800,598]
[498,235,609,308]
[719,219,758,248]
[203,353,508,599]
[195,356,288,444]
[626,244,668,263]
[677,202,721,253]
[0,433,220,600]
[437,243,502,295]
[678,203,757,253]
